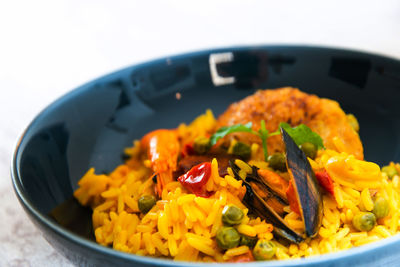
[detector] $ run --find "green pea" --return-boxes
[382,165,398,180]
[138,195,156,214]
[221,205,244,225]
[267,153,287,172]
[193,137,211,154]
[373,197,390,219]
[299,142,317,160]
[352,212,376,232]
[253,240,276,261]
[240,235,258,248]
[347,114,360,132]
[216,227,241,250]
[232,141,251,160]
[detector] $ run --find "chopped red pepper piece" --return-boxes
[286,180,300,215]
[229,251,254,262]
[178,162,212,197]
[285,170,334,215]
[315,170,335,196]
[181,143,195,158]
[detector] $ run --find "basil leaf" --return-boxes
[279,122,325,149]
[209,122,253,146]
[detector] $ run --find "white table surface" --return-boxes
[0,0,399,266]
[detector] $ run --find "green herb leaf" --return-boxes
[279,122,325,149]
[209,122,253,146]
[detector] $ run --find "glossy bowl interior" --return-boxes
[12,46,400,266]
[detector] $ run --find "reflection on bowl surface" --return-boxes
[12,46,400,266]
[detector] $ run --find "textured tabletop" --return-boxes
[1,0,399,266]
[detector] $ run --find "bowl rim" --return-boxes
[11,44,400,266]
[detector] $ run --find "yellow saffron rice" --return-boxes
[74,109,400,262]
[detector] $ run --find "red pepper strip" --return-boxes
[178,162,212,197]
[315,170,335,196]
[181,143,194,158]
[286,180,300,215]
[229,251,254,262]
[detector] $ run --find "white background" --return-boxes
[0,0,399,265]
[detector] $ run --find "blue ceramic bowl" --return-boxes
[12,46,400,266]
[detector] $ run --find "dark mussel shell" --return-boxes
[281,128,323,238]
[229,129,323,243]
[230,161,304,243]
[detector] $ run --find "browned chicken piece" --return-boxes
[217,87,364,160]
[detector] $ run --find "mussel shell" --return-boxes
[230,161,304,243]
[281,128,323,238]
[246,165,289,214]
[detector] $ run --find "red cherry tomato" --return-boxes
[178,162,212,197]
